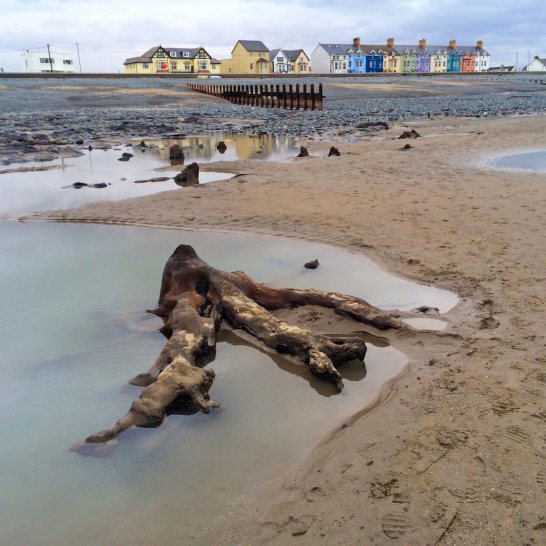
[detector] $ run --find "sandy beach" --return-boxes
[26,113,546,544]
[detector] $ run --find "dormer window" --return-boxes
[183,51,190,58]
[171,52,177,57]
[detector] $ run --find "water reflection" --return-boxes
[140,132,298,163]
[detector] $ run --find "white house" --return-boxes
[524,56,546,72]
[21,48,75,73]
[311,43,349,74]
[473,41,490,72]
[269,48,309,73]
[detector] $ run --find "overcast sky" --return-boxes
[0,0,544,72]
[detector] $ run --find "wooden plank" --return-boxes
[303,84,307,110]
[296,83,300,110]
[289,84,294,110]
[311,83,316,110]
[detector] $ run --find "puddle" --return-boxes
[0,221,457,545]
[0,146,228,217]
[489,149,546,173]
[139,132,298,162]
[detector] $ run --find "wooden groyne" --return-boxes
[186,82,324,111]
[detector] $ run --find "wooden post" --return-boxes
[282,84,287,109]
[296,83,300,110]
[303,84,308,110]
[276,84,280,108]
[289,84,294,110]
[259,84,264,107]
[311,83,316,111]
[318,83,323,110]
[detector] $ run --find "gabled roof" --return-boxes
[124,45,163,65]
[284,49,308,61]
[270,48,281,59]
[124,45,213,65]
[235,40,269,52]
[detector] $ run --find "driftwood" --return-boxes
[72,244,407,453]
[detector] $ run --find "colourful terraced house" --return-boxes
[347,38,383,73]
[123,45,220,74]
[383,38,401,72]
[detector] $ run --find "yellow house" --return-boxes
[382,38,401,73]
[124,45,220,74]
[220,40,271,74]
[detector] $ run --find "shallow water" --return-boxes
[490,149,546,173]
[0,146,228,217]
[0,222,457,545]
[141,132,297,162]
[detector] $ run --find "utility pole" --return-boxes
[47,43,53,72]
[76,42,82,72]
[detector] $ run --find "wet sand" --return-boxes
[28,114,546,545]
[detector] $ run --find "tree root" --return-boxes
[72,244,411,454]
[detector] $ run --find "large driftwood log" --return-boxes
[73,244,407,453]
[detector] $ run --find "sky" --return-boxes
[0,0,545,72]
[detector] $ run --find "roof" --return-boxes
[124,45,212,65]
[397,44,489,55]
[235,40,269,52]
[211,58,221,65]
[318,43,400,56]
[270,49,309,62]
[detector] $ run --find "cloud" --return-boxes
[0,0,544,71]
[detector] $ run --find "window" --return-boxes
[250,63,254,69]
[343,62,346,69]
[198,51,206,58]
[40,58,52,64]
[198,61,207,70]
[277,57,283,62]
[156,60,168,70]
[171,52,177,57]
[184,62,191,70]
[63,59,73,65]
[142,63,149,69]
[171,61,177,69]
[156,51,165,58]
[183,52,190,58]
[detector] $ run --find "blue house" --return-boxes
[347,37,383,73]
[446,40,461,72]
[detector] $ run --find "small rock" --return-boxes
[216,141,227,154]
[304,259,319,269]
[174,162,199,187]
[400,143,413,150]
[399,129,421,139]
[328,146,341,157]
[297,146,309,158]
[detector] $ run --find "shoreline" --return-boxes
[14,113,546,544]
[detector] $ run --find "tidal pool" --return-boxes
[0,146,228,218]
[489,149,546,173]
[0,222,457,545]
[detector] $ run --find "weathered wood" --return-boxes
[73,244,409,453]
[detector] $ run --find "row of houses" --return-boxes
[124,41,309,75]
[124,40,546,76]
[124,38,494,75]
[311,38,491,73]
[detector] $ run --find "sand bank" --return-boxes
[28,114,546,545]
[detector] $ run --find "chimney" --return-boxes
[449,40,456,48]
[353,37,361,48]
[476,40,483,48]
[419,38,426,48]
[387,37,394,47]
